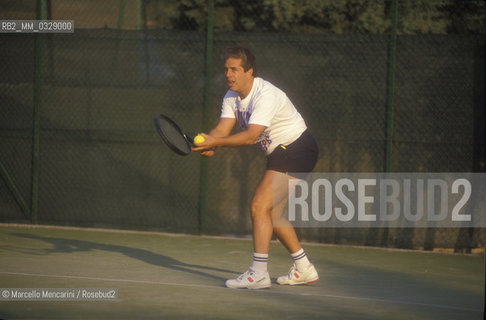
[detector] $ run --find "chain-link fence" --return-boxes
[1,0,484,251]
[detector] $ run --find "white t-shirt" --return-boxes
[220,77,307,155]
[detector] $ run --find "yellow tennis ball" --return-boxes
[194,135,205,144]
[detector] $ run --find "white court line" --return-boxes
[1,223,480,256]
[0,271,482,313]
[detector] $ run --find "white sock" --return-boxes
[291,248,311,271]
[251,253,269,274]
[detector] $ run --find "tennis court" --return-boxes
[0,224,483,319]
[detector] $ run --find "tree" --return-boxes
[143,0,485,34]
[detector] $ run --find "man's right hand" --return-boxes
[199,149,215,157]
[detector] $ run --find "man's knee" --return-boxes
[250,197,272,220]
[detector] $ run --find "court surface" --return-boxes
[0,224,484,319]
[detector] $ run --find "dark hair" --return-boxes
[223,46,257,76]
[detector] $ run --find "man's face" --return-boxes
[224,57,253,95]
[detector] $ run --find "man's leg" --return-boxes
[225,170,317,288]
[225,170,277,289]
[252,170,311,255]
[273,221,302,253]
[255,171,302,253]
[260,171,319,286]
[251,169,281,254]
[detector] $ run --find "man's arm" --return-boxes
[193,117,236,157]
[208,117,236,138]
[193,120,266,153]
[208,124,265,147]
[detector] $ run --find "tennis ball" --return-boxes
[194,135,205,144]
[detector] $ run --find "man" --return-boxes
[192,46,319,289]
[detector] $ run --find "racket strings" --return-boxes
[155,115,192,155]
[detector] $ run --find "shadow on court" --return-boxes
[8,232,236,282]
[1,226,484,320]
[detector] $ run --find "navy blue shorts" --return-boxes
[266,130,319,174]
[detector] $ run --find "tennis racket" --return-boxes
[154,114,194,156]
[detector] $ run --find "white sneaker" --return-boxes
[276,264,319,285]
[225,268,271,289]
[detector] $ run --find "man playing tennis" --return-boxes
[192,46,319,289]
